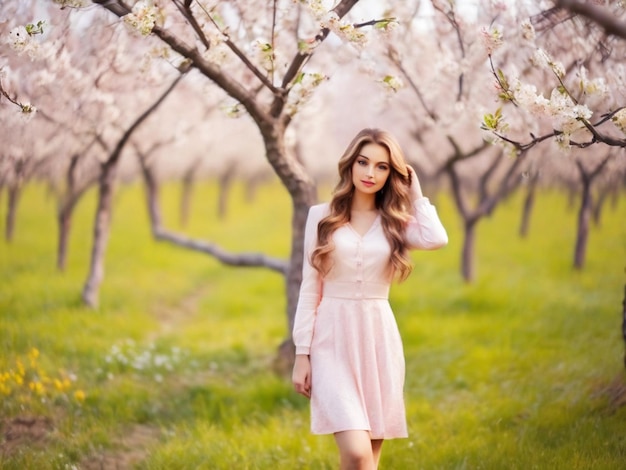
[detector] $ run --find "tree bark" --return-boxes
[57,199,74,271]
[82,165,116,307]
[573,155,612,270]
[519,175,538,238]
[82,75,184,307]
[5,183,20,242]
[140,157,162,232]
[573,179,591,270]
[179,166,196,228]
[217,163,237,220]
[461,220,476,283]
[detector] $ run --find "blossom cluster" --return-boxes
[480,25,503,55]
[7,24,42,60]
[251,39,274,72]
[380,75,404,93]
[52,0,87,7]
[612,108,626,135]
[286,71,328,116]
[0,348,85,413]
[124,0,163,36]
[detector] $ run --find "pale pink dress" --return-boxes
[293,198,448,439]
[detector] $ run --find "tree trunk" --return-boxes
[140,159,162,230]
[519,180,536,238]
[5,183,20,242]
[82,165,116,308]
[217,163,237,219]
[57,201,74,271]
[461,220,477,283]
[179,167,195,228]
[573,179,592,270]
[81,74,184,307]
[592,186,611,227]
[256,122,317,374]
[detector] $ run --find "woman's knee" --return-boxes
[335,431,374,469]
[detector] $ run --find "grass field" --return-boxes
[0,180,625,469]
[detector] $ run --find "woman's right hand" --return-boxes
[292,354,312,399]
[406,164,424,200]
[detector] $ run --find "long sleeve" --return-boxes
[292,204,327,355]
[405,197,448,250]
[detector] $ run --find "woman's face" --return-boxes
[351,142,391,196]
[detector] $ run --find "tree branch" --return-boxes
[172,0,211,50]
[90,0,271,126]
[153,228,288,274]
[554,0,626,40]
[194,1,280,94]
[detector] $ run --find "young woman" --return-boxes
[292,128,448,469]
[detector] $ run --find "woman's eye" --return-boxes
[378,165,389,171]
[357,160,367,165]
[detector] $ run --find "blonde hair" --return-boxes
[311,128,414,281]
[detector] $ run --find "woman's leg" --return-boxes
[371,439,384,468]
[334,430,376,470]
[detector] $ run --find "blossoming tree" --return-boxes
[16,0,399,365]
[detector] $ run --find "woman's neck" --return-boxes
[351,192,377,212]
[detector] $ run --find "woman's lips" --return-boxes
[361,180,375,187]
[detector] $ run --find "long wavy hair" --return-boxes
[310,128,415,281]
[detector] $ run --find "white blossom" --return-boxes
[251,39,274,72]
[7,26,41,60]
[380,75,404,93]
[203,32,228,66]
[53,0,87,7]
[612,108,626,135]
[512,80,550,116]
[548,88,592,135]
[286,71,328,116]
[124,0,162,36]
[520,19,535,42]
[320,12,367,48]
[19,103,37,122]
[480,25,503,55]
[576,67,609,97]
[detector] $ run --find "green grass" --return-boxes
[0,180,625,469]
